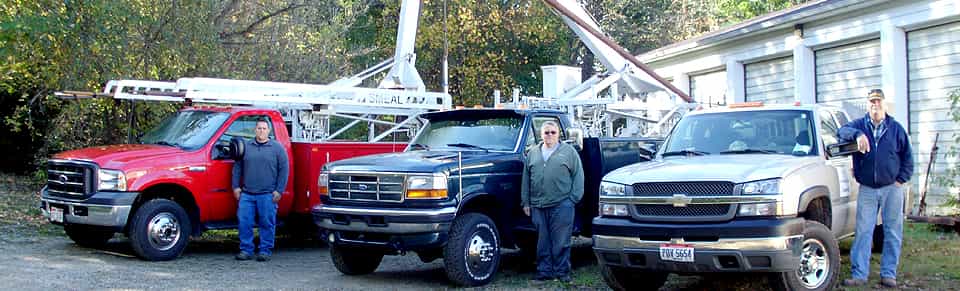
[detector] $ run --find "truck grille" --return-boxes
[632,182,735,196]
[329,174,405,202]
[46,160,96,198]
[635,204,731,217]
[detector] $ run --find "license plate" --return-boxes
[49,206,64,223]
[659,244,694,262]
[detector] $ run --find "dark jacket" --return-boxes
[838,114,913,188]
[521,142,585,208]
[232,138,290,194]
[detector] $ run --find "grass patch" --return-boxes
[0,174,60,239]
[839,222,960,290]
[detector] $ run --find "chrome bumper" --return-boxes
[41,198,132,228]
[314,204,456,234]
[593,234,803,251]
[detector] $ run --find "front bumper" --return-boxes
[313,204,456,251]
[592,217,803,273]
[40,186,138,230]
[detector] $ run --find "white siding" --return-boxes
[907,21,960,215]
[815,39,882,116]
[745,57,795,104]
[690,70,727,108]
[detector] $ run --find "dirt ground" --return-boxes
[0,232,468,290]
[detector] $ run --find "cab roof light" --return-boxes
[728,101,764,108]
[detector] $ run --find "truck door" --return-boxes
[820,109,858,236]
[207,114,275,223]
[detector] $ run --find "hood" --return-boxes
[54,144,190,169]
[603,154,819,184]
[326,150,515,174]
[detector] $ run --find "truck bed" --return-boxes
[291,142,405,214]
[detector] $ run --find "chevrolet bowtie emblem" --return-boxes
[670,194,692,207]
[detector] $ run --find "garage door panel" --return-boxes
[908,73,960,92]
[815,39,881,109]
[745,75,793,88]
[815,56,882,74]
[815,67,883,83]
[907,21,960,216]
[745,57,793,103]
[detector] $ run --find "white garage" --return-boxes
[639,0,960,214]
[907,21,960,209]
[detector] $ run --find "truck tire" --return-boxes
[443,213,500,286]
[600,264,667,291]
[769,220,839,291]
[330,244,383,275]
[128,199,192,261]
[64,225,114,248]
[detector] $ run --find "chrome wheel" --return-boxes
[146,212,181,251]
[464,224,497,280]
[797,237,829,289]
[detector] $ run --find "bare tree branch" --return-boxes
[220,2,307,39]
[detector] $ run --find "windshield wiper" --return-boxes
[661,149,708,157]
[409,143,430,151]
[446,143,489,152]
[719,148,778,155]
[154,141,181,148]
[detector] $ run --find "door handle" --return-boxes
[188,166,207,172]
[213,188,229,193]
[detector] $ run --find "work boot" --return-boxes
[530,275,551,285]
[256,253,271,262]
[880,277,897,288]
[235,252,252,261]
[841,278,866,287]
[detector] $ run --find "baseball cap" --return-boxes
[868,89,884,101]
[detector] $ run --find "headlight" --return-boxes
[405,174,448,199]
[738,178,780,195]
[738,202,781,217]
[98,169,127,191]
[600,181,627,196]
[600,203,629,217]
[318,173,329,196]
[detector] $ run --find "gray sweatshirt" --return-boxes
[232,138,289,195]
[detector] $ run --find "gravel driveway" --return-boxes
[0,233,472,290]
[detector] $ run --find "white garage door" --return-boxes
[745,57,794,104]
[815,39,882,116]
[907,21,960,215]
[689,70,727,108]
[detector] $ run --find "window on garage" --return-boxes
[689,70,727,108]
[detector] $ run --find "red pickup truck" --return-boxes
[40,105,402,260]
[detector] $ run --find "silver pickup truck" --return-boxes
[593,103,863,291]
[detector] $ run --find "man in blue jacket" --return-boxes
[839,89,913,288]
[232,119,289,262]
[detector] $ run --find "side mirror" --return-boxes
[826,140,858,158]
[565,128,584,151]
[215,137,246,160]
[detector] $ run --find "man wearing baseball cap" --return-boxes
[838,89,913,288]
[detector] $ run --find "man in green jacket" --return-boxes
[521,121,585,283]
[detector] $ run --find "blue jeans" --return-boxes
[531,198,575,278]
[238,192,278,256]
[850,184,904,280]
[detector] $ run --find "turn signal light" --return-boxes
[406,189,448,199]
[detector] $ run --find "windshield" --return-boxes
[140,110,230,150]
[410,115,523,152]
[662,110,817,156]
